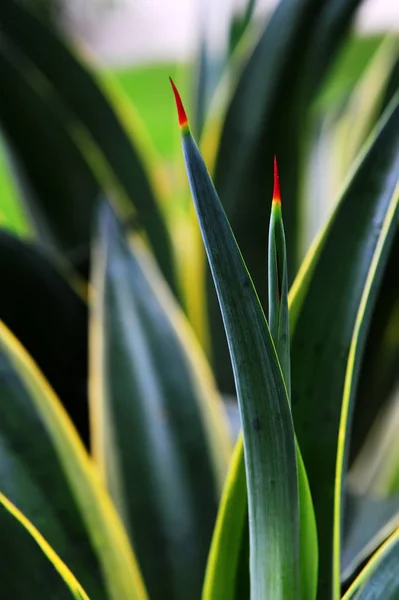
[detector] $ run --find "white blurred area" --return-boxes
[63,0,399,67]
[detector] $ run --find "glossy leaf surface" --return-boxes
[0,231,89,444]
[0,0,177,291]
[90,203,231,600]
[0,322,147,600]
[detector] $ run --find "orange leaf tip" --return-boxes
[169,77,189,133]
[273,155,281,205]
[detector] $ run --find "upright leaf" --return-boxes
[268,156,290,398]
[342,529,399,600]
[203,95,399,600]
[349,229,399,464]
[289,97,399,598]
[202,157,317,600]
[0,44,99,269]
[90,203,231,600]
[171,78,300,600]
[202,437,248,600]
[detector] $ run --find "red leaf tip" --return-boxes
[169,77,189,130]
[273,155,281,204]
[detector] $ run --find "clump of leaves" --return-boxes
[170,80,399,600]
[0,1,398,599]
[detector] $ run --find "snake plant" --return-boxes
[0,1,398,599]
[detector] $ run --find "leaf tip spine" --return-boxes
[169,77,190,134]
[273,155,281,205]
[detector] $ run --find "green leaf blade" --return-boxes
[173,82,300,600]
[209,0,364,391]
[0,231,89,444]
[90,203,231,600]
[0,322,147,600]
[0,492,90,600]
[289,95,399,598]
[0,44,99,266]
[268,157,290,400]
[0,0,178,292]
[202,436,248,600]
[341,493,399,582]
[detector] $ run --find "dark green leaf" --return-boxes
[342,530,399,600]
[0,42,99,270]
[341,493,399,582]
[174,85,301,599]
[204,94,399,600]
[0,230,89,445]
[380,55,399,117]
[0,492,90,600]
[0,321,147,600]
[290,97,399,598]
[348,389,399,497]
[203,438,248,600]
[0,0,178,293]
[90,203,231,600]
[209,0,363,393]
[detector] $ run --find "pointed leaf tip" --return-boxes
[273,155,281,205]
[169,77,189,131]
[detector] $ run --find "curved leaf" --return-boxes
[0,0,178,293]
[349,388,399,496]
[333,171,398,594]
[0,134,29,234]
[0,230,89,445]
[342,529,399,600]
[0,42,99,270]
[203,94,399,600]
[0,492,90,600]
[349,229,399,464]
[268,158,290,399]
[0,321,147,600]
[172,79,300,600]
[89,203,231,600]
[341,493,399,582]
[333,36,398,186]
[209,0,363,392]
